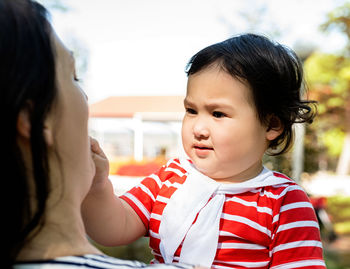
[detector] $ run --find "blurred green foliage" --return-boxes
[303,51,350,172]
[263,153,292,177]
[305,54,350,116]
[320,128,345,157]
[327,196,350,235]
[324,196,350,268]
[301,1,350,174]
[325,251,350,269]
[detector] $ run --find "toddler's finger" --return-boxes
[90,137,107,158]
[90,137,100,152]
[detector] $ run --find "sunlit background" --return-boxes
[44,0,346,103]
[40,0,350,267]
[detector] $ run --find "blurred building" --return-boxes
[89,96,186,161]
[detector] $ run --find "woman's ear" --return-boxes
[17,103,32,139]
[43,116,54,146]
[17,102,54,146]
[266,115,283,141]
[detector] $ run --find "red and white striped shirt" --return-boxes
[120,159,326,269]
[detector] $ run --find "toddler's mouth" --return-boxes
[194,145,213,150]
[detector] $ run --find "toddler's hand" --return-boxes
[89,137,110,193]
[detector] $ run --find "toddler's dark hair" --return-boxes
[186,33,316,155]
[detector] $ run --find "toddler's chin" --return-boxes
[194,165,212,178]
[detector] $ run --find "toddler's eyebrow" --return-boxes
[184,98,234,112]
[205,101,232,109]
[183,98,194,106]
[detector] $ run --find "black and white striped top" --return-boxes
[13,254,195,269]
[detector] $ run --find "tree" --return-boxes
[311,1,350,175]
[321,2,350,55]
[304,53,350,173]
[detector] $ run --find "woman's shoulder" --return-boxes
[13,254,194,269]
[13,254,136,269]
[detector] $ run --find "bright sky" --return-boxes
[47,0,347,104]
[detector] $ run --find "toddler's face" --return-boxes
[182,66,278,182]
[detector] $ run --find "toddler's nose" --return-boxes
[193,117,209,139]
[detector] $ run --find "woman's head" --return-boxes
[1,0,94,266]
[1,0,56,265]
[186,33,316,155]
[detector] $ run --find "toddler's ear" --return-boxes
[266,115,283,141]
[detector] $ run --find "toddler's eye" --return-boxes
[186,108,197,115]
[213,111,225,118]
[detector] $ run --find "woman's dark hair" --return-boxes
[0,0,57,267]
[186,33,316,155]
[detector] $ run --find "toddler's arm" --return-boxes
[270,186,326,268]
[81,138,146,246]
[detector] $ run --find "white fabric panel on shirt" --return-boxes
[159,158,291,267]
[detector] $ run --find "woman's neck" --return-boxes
[16,199,102,261]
